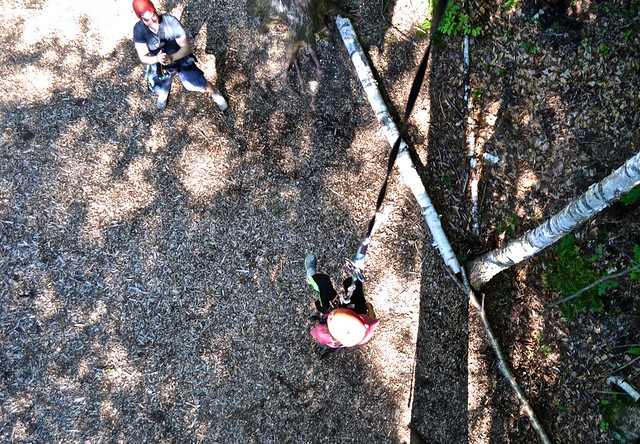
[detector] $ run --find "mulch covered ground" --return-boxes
[1,0,638,443]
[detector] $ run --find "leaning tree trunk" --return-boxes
[336,16,461,275]
[467,150,640,289]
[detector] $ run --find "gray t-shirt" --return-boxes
[133,14,185,56]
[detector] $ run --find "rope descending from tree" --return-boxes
[343,0,449,283]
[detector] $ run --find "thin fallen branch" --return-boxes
[464,34,480,237]
[611,355,640,375]
[337,16,551,444]
[547,263,640,308]
[468,288,552,444]
[608,376,640,402]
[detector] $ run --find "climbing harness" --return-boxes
[342,0,448,290]
[145,63,171,91]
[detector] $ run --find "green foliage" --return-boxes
[626,347,640,356]
[421,0,483,38]
[497,213,520,235]
[598,279,619,295]
[623,29,634,42]
[621,184,640,205]
[521,41,539,53]
[601,394,637,443]
[551,21,563,33]
[544,234,605,321]
[503,0,517,12]
[631,244,640,281]
[598,44,612,58]
[539,344,552,356]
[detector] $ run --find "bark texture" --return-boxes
[467,150,640,289]
[337,16,461,275]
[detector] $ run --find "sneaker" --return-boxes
[305,254,317,283]
[157,92,168,110]
[211,89,228,111]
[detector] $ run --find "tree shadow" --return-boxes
[0,1,429,443]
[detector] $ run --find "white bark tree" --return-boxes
[336,16,461,275]
[467,150,640,289]
[337,16,552,443]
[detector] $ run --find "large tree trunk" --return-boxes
[467,151,640,289]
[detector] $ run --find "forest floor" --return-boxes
[0,0,639,443]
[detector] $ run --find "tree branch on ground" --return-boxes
[464,34,480,237]
[608,376,640,402]
[547,263,640,308]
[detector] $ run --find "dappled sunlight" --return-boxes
[89,299,108,323]
[84,156,158,243]
[6,66,57,103]
[515,169,541,215]
[19,0,133,56]
[388,0,429,33]
[98,399,120,427]
[513,168,545,230]
[476,99,502,148]
[468,321,494,443]
[0,180,15,216]
[367,268,421,442]
[33,281,61,320]
[178,140,234,200]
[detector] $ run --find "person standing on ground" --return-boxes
[305,254,379,348]
[132,0,228,111]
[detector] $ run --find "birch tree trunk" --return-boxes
[336,17,553,442]
[467,150,640,289]
[336,15,461,275]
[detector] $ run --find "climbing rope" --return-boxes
[344,0,449,283]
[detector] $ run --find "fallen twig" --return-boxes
[608,376,640,402]
[464,34,480,237]
[547,263,640,308]
[610,355,640,375]
[468,287,552,444]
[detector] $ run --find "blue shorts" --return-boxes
[147,55,207,96]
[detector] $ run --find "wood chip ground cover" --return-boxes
[0,0,638,443]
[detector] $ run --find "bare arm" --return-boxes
[135,42,159,65]
[163,34,192,63]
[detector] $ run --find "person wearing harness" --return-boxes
[305,254,379,348]
[132,0,228,111]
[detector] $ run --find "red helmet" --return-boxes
[327,308,367,347]
[132,0,155,18]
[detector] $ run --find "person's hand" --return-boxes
[157,50,172,66]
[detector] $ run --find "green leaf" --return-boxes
[597,280,618,295]
[503,0,517,11]
[626,347,640,356]
[621,184,640,205]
